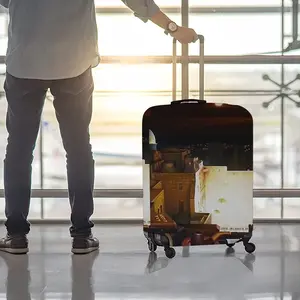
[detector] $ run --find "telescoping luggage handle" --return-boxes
[172,34,205,105]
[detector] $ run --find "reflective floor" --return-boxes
[0,224,299,299]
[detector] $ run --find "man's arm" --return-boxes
[121,0,160,23]
[121,0,197,44]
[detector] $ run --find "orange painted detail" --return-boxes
[182,237,191,246]
[212,232,231,242]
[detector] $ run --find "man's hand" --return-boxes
[171,27,198,44]
[149,9,197,44]
[149,10,197,43]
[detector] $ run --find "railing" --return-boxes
[93,6,300,14]
[0,189,298,223]
[0,5,299,14]
[0,189,298,198]
[0,56,299,65]
[0,1,298,224]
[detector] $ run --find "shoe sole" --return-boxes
[71,247,99,254]
[0,248,28,254]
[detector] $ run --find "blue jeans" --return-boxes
[3,68,95,237]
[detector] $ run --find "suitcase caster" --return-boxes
[148,240,157,252]
[244,242,256,254]
[164,247,176,259]
[225,241,235,248]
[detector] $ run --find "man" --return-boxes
[0,0,197,255]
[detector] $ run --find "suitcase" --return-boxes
[142,34,255,259]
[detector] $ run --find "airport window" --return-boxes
[0,2,298,221]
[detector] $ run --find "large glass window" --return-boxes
[0,3,299,220]
[42,198,142,220]
[42,64,284,190]
[189,15,281,55]
[97,11,283,56]
[97,15,181,56]
[40,63,288,219]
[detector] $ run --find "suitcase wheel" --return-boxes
[164,247,176,259]
[148,240,157,252]
[244,242,256,254]
[225,241,235,248]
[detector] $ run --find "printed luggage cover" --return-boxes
[142,101,253,244]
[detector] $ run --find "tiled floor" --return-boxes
[0,224,299,299]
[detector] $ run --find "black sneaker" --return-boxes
[72,235,99,254]
[0,234,28,254]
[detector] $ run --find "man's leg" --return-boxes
[50,67,98,254]
[0,73,47,254]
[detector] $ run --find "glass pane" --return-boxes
[191,64,283,189]
[32,138,42,189]
[190,64,283,90]
[42,64,284,190]
[93,64,182,91]
[42,94,169,189]
[283,65,300,188]
[0,88,6,190]
[204,94,281,189]
[0,196,287,220]
[42,198,142,219]
[189,0,281,6]
[97,14,181,55]
[39,197,288,220]
[0,198,41,219]
[42,64,182,189]
[0,13,7,56]
[189,14,281,55]
[253,198,281,219]
[97,11,283,55]
[42,95,65,189]
[284,199,300,218]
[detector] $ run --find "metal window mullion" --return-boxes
[92,6,300,15]
[181,0,189,99]
[2,218,300,224]
[39,120,44,220]
[0,189,299,198]
[1,55,300,64]
[280,0,285,219]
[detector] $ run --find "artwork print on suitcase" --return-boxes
[142,35,255,259]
